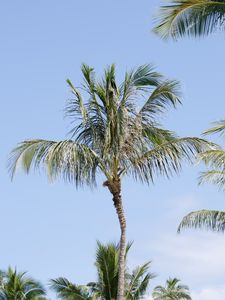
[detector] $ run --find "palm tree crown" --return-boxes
[0,267,46,300]
[50,241,155,300]
[152,278,191,300]
[9,64,213,300]
[9,63,212,186]
[153,0,225,39]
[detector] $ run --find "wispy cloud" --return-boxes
[191,285,225,300]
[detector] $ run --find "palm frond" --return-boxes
[9,139,101,186]
[0,267,45,300]
[127,137,214,184]
[66,79,88,126]
[50,278,91,300]
[153,0,225,39]
[203,119,225,136]
[152,277,191,300]
[139,79,181,121]
[126,262,155,300]
[199,149,225,167]
[199,169,225,188]
[178,209,225,232]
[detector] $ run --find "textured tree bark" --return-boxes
[103,179,126,300]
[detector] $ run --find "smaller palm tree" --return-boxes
[153,0,225,39]
[50,241,155,300]
[0,267,46,300]
[178,120,225,233]
[152,278,191,300]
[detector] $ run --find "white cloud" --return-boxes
[191,285,225,300]
[152,232,225,279]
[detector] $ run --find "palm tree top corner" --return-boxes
[9,63,213,300]
[153,0,225,40]
[152,277,192,299]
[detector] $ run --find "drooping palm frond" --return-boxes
[203,119,225,136]
[199,170,225,189]
[178,209,225,232]
[197,120,225,189]
[50,278,92,300]
[126,137,214,184]
[152,278,191,300]
[0,267,46,300]
[153,0,225,39]
[9,139,103,187]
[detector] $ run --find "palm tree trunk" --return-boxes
[103,179,126,300]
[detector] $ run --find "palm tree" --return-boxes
[152,278,191,300]
[0,267,46,300]
[9,64,213,300]
[178,120,225,232]
[153,0,225,39]
[50,241,155,300]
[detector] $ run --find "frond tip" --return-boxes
[153,0,225,39]
[178,209,225,232]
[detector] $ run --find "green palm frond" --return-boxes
[152,278,191,300]
[0,267,45,300]
[153,0,225,39]
[93,241,132,300]
[178,209,225,232]
[203,119,225,136]
[199,170,225,188]
[199,149,225,168]
[139,80,181,121]
[126,262,155,300]
[9,139,103,186]
[50,278,91,300]
[198,120,225,189]
[127,137,214,184]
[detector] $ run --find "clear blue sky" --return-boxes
[1,1,225,299]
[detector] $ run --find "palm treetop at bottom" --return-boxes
[9,63,214,300]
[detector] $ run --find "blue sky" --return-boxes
[1,1,225,299]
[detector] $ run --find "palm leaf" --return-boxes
[8,139,101,186]
[126,262,155,300]
[178,209,225,232]
[153,0,225,39]
[127,137,214,184]
[199,170,225,189]
[50,278,91,300]
[203,119,225,136]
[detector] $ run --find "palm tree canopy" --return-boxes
[198,120,225,190]
[178,120,225,233]
[0,267,46,300]
[153,0,225,39]
[50,242,155,300]
[9,64,214,187]
[152,277,191,300]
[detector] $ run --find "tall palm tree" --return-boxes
[50,241,155,300]
[152,278,191,300]
[9,64,213,300]
[0,267,46,300]
[153,0,225,39]
[178,120,225,232]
